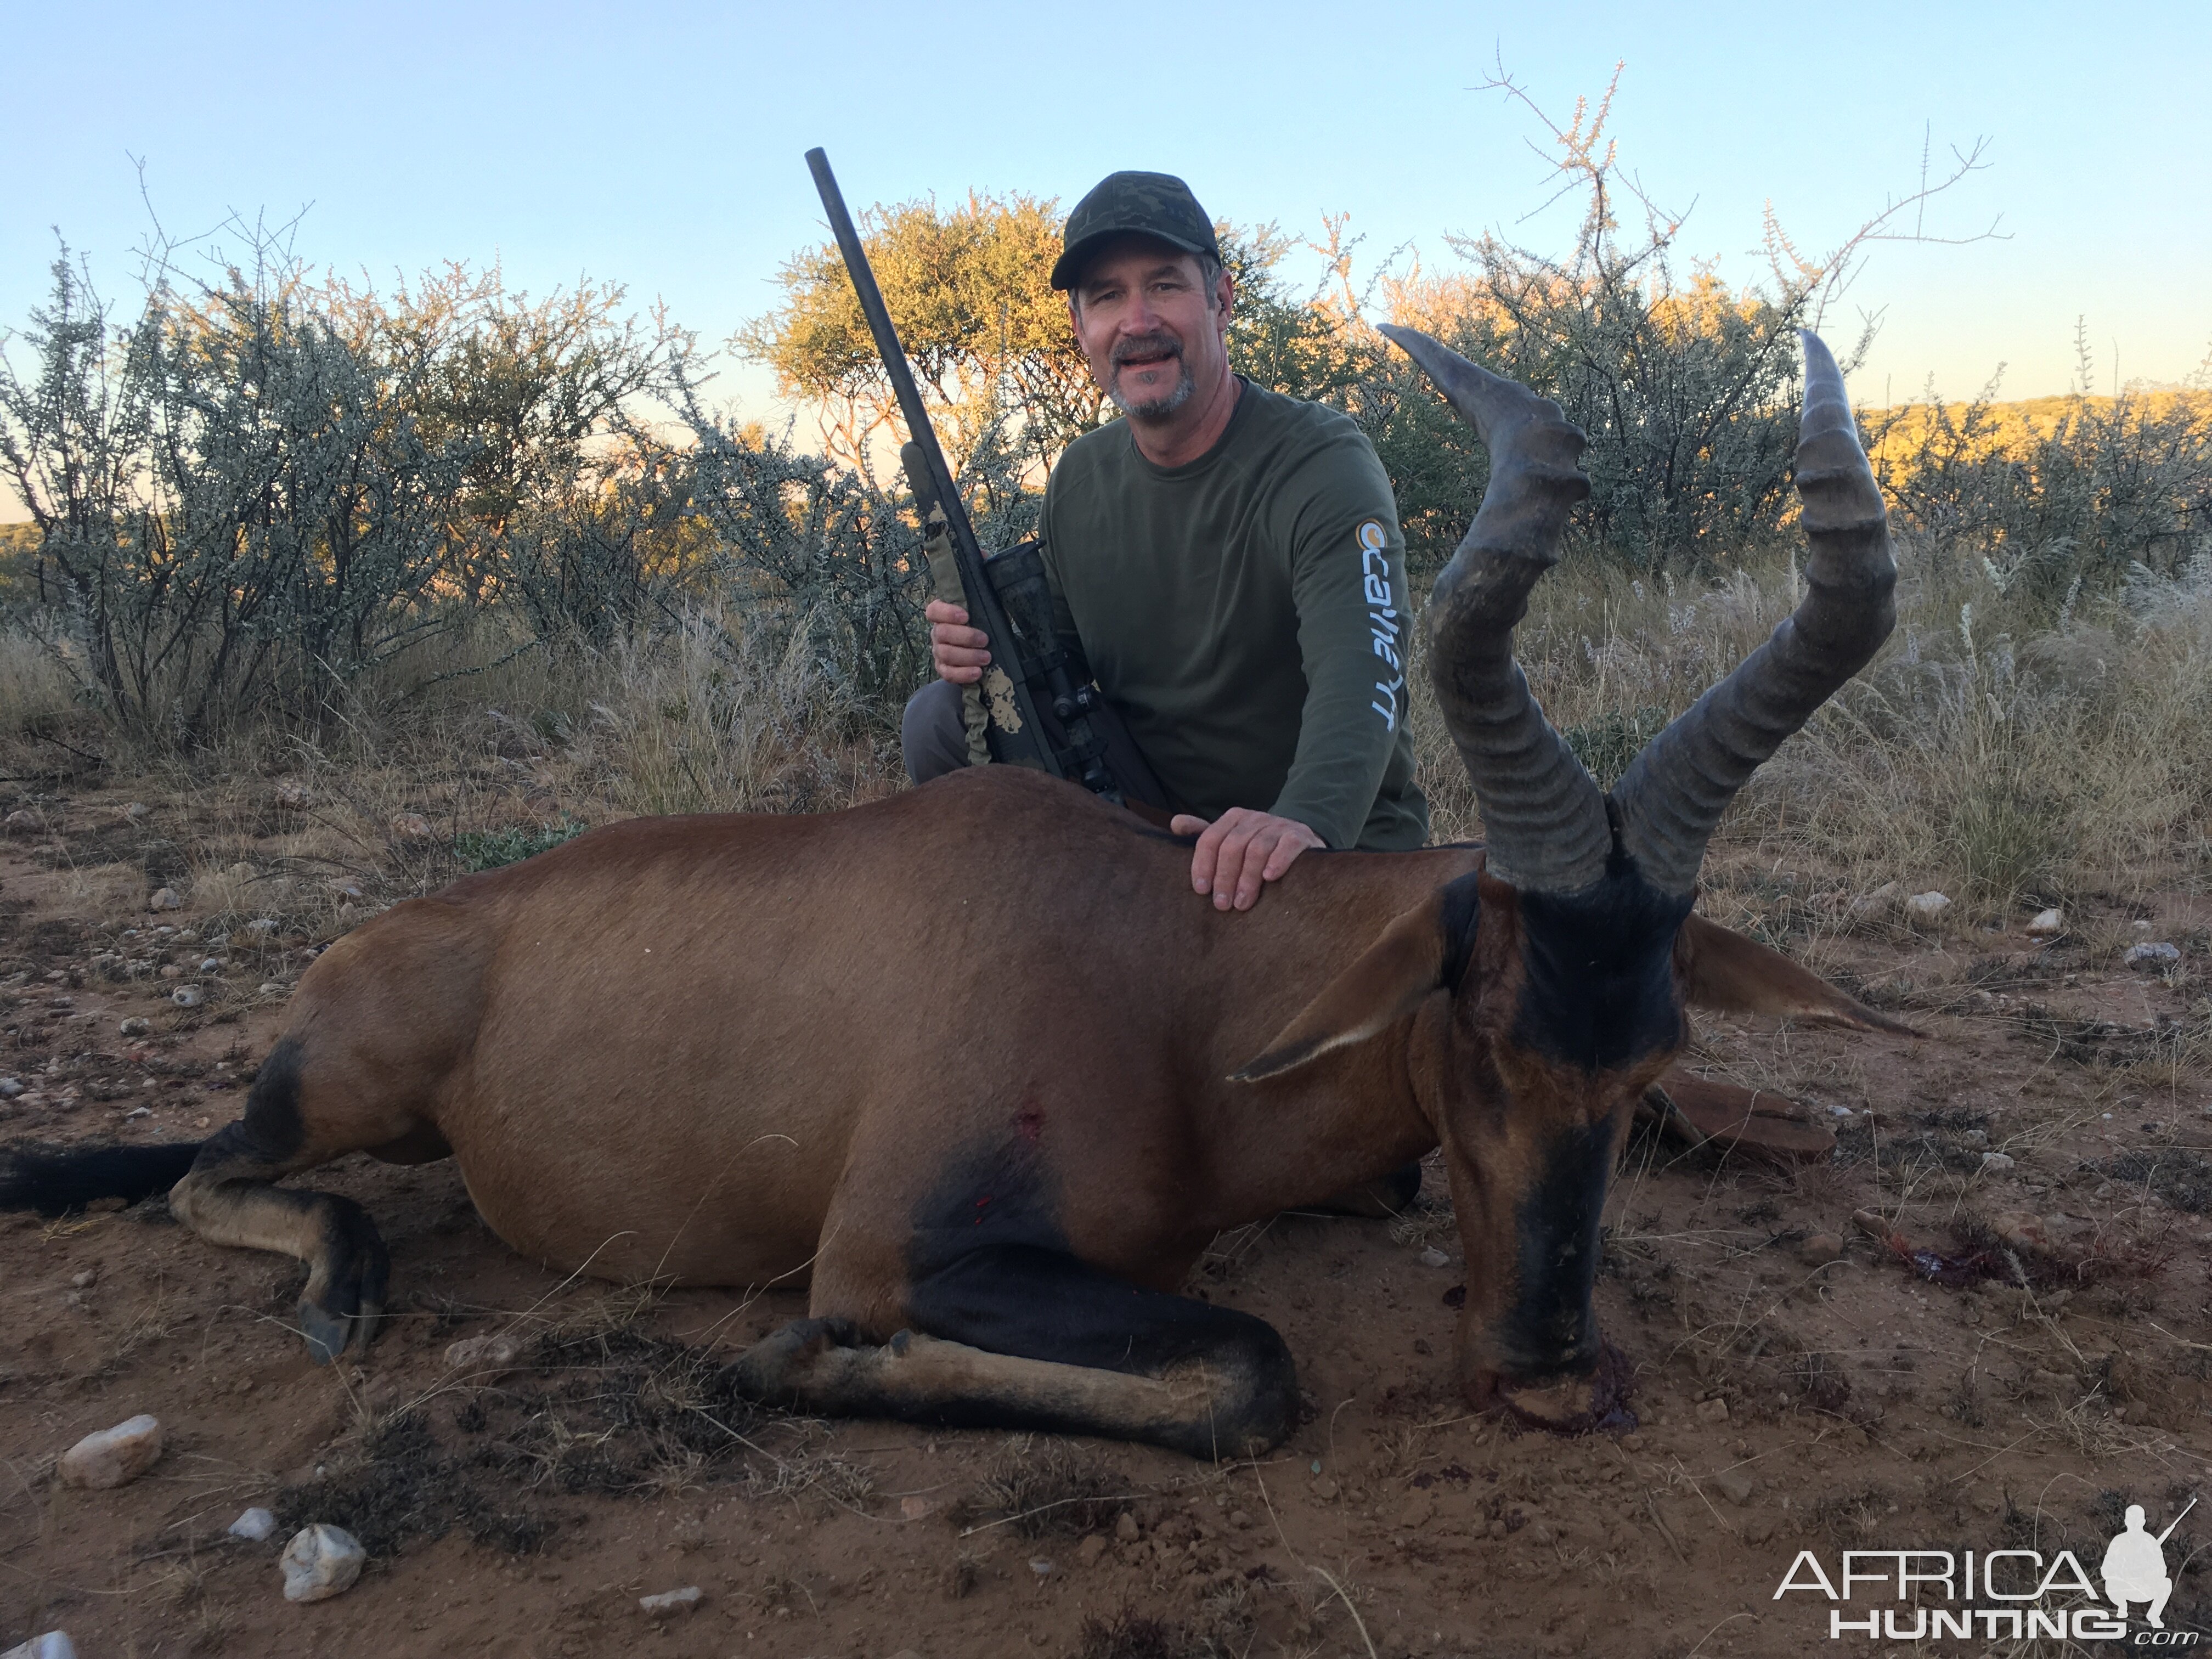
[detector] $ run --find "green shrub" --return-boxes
[1564,705,1672,789]
[453,817,589,872]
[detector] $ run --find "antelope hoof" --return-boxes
[1482,1341,1637,1435]
[724,1316,865,1401]
[298,1301,355,1366]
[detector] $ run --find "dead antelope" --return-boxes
[0,330,1913,1457]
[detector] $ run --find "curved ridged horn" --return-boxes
[1379,325,1612,894]
[1609,331,1898,895]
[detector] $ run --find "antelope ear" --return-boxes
[1677,913,1922,1036]
[1231,881,1476,1082]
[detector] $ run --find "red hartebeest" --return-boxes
[0,330,1911,1456]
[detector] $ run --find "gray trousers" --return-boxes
[901,679,973,786]
[902,677,1171,810]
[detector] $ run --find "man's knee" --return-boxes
[902,678,973,786]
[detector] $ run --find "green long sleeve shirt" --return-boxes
[1039,380,1429,851]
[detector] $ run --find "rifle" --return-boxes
[2157,1498,2197,1546]
[804,148,1164,812]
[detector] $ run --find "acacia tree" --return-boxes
[743,190,1338,482]
[1872,326,2212,604]
[0,252,146,630]
[0,225,698,738]
[333,264,690,616]
[1358,64,2002,573]
[742,192,1084,476]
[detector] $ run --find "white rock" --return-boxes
[171,985,205,1009]
[148,888,182,912]
[198,957,223,974]
[443,1333,523,1376]
[1904,891,1951,923]
[123,803,149,822]
[245,918,278,936]
[228,1506,277,1542]
[2124,942,2181,968]
[279,1523,366,1602]
[637,1585,702,1618]
[259,982,291,997]
[1980,1152,2018,1173]
[2026,907,2065,938]
[1849,881,1900,918]
[1417,1246,1449,1268]
[58,1414,163,1489]
[118,1017,150,1037]
[0,1077,21,1098]
[0,1633,77,1659]
[1029,1558,1055,1577]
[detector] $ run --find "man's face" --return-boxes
[1068,236,1233,423]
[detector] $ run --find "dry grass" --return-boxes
[1413,541,2212,919]
[0,623,82,742]
[1,539,2204,973]
[0,605,890,950]
[954,1436,1125,1538]
[569,606,888,817]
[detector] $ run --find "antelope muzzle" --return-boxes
[1459,1113,1635,1432]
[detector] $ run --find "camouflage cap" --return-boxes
[1050,171,1221,291]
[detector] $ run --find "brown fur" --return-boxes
[161,764,1903,1447]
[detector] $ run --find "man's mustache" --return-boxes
[1111,332,1184,369]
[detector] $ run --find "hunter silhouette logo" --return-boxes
[2105,1499,2193,1630]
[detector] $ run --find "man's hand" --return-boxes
[926,599,992,685]
[1170,808,1325,911]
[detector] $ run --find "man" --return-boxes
[902,170,1427,912]
[2102,1504,2176,1629]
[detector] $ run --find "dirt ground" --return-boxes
[2,778,2209,1659]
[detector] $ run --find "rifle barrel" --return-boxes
[803,148,985,594]
[803,147,1060,777]
[2156,1496,2197,1545]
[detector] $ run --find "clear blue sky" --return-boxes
[4,0,2207,474]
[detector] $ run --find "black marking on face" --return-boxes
[1498,1115,1616,1376]
[241,1037,309,1160]
[1511,855,1694,1072]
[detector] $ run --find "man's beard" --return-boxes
[1107,332,1195,421]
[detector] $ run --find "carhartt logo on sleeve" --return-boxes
[1357,521,1404,731]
